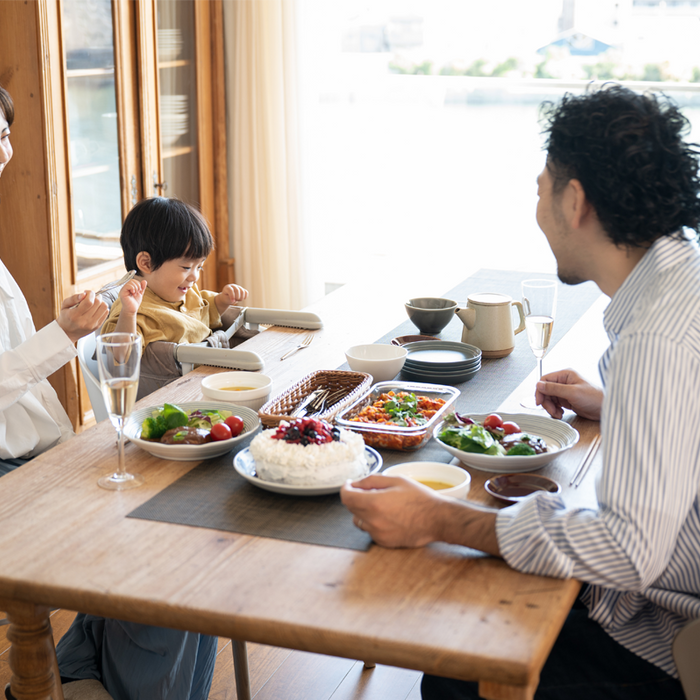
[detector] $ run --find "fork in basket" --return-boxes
[280,334,314,361]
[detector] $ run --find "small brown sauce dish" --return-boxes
[484,473,561,504]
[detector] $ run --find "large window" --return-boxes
[298,0,700,299]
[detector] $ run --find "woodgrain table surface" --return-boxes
[0,274,609,700]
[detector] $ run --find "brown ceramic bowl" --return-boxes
[484,473,561,505]
[390,334,440,346]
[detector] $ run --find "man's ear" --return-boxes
[136,251,152,274]
[568,178,591,229]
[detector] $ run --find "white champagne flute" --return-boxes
[96,332,144,490]
[521,279,557,410]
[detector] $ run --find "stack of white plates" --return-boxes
[158,28,183,62]
[160,94,188,146]
[400,340,481,383]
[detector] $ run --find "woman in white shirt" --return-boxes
[0,85,108,475]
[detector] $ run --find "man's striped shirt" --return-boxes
[497,233,700,676]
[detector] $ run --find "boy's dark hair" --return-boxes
[540,84,700,247]
[0,85,14,126]
[121,197,213,273]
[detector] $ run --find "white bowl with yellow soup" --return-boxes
[383,461,470,499]
[201,371,273,410]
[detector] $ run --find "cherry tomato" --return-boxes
[483,413,503,429]
[225,415,245,437]
[210,422,232,441]
[501,421,521,435]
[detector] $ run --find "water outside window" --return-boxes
[297,0,700,301]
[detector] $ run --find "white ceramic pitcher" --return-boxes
[455,292,526,358]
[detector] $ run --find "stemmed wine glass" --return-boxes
[520,279,557,410]
[96,332,144,490]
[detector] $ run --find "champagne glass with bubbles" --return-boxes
[521,280,557,410]
[96,332,144,490]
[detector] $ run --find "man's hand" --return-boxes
[57,291,109,343]
[215,284,249,314]
[536,368,603,420]
[341,474,501,555]
[340,474,445,548]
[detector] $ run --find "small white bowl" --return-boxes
[201,371,273,410]
[383,461,471,499]
[345,344,408,383]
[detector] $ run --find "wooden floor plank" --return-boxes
[329,660,422,700]
[209,641,292,699]
[253,649,355,700]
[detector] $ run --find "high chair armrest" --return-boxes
[175,345,265,373]
[241,308,323,331]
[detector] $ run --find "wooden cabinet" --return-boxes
[0,0,231,429]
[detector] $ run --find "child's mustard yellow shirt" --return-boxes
[101,284,222,351]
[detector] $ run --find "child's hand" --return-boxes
[215,284,249,314]
[119,278,147,316]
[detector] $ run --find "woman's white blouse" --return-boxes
[0,260,76,458]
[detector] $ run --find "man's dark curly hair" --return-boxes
[540,84,700,247]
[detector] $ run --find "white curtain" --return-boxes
[223,0,310,310]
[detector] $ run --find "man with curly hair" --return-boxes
[342,85,700,699]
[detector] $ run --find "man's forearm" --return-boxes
[433,498,501,556]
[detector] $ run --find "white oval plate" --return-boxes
[124,401,260,461]
[234,446,382,496]
[432,413,579,473]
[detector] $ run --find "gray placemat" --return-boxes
[128,269,603,549]
[128,452,372,551]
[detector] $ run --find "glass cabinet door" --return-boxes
[156,0,201,207]
[61,0,124,275]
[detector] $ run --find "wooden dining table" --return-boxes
[0,271,610,700]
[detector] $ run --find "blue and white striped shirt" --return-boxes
[497,233,700,676]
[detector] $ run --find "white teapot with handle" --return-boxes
[455,292,526,358]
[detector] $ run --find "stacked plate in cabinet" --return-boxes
[399,340,482,384]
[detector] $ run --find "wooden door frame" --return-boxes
[0,0,77,417]
[0,0,231,430]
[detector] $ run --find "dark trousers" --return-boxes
[0,457,30,477]
[421,601,684,700]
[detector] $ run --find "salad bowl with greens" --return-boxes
[433,411,578,473]
[124,401,260,461]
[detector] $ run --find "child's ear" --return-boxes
[136,251,152,274]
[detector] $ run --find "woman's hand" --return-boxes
[57,291,109,343]
[535,368,603,420]
[215,284,249,314]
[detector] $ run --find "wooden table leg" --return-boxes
[0,599,64,700]
[478,680,538,700]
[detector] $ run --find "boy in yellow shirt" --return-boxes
[102,197,248,350]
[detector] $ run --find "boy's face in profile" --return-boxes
[140,255,206,303]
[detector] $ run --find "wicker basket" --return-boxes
[258,369,372,428]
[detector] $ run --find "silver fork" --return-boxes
[71,270,137,308]
[95,269,137,297]
[280,334,314,361]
